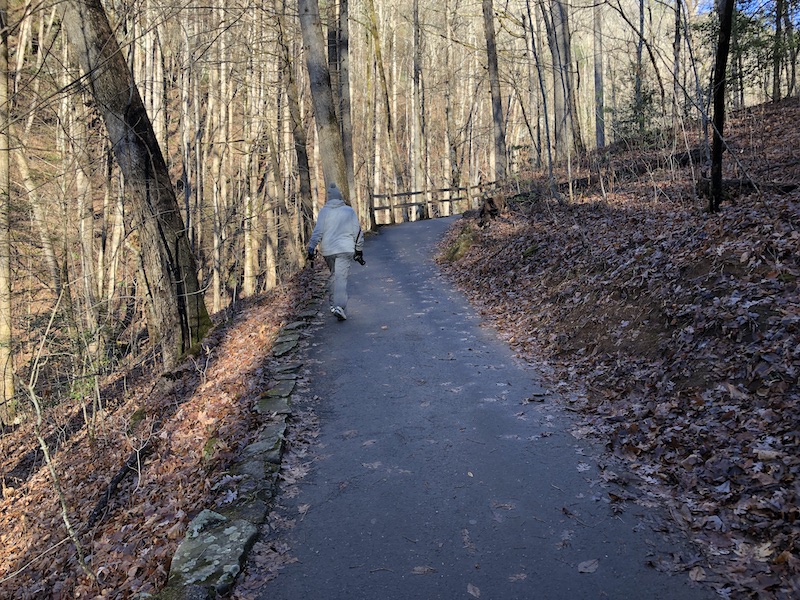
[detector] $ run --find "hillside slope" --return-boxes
[439,99,800,599]
[0,268,324,596]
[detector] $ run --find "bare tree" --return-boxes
[482,0,507,181]
[0,0,13,420]
[594,0,605,149]
[773,0,786,102]
[298,0,350,199]
[710,0,735,212]
[365,0,406,193]
[61,0,211,368]
[278,7,315,242]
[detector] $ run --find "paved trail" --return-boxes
[253,217,713,600]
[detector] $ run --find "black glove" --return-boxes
[354,251,365,265]
[307,248,315,262]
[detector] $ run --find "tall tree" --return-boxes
[710,0,735,212]
[773,0,785,102]
[365,0,406,193]
[278,8,314,242]
[338,0,357,212]
[594,1,605,148]
[673,0,682,136]
[541,0,582,159]
[0,0,13,420]
[525,0,557,196]
[61,0,211,369]
[482,0,507,181]
[298,0,350,200]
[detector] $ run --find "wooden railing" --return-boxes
[372,182,497,225]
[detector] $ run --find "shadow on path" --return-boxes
[242,216,714,600]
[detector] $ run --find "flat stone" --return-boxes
[261,380,296,399]
[275,332,301,344]
[272,339,298,357]
[297,309,319,320]
[274,362,303,374]
[282,321,308,331]
[273,372,298,380]
[241,421,288,459]
[231,457,264,480]
[221,497,269,525]
[256,396,291,416]
[166,509,258,595]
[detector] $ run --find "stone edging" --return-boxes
[153,306,321,600]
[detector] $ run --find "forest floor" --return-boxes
[0,98,797,599]
[438,98,800,599]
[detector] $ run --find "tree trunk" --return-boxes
[636,0,644,132]
[11,142,63,296]
[526,0,557,196]
[412,0,424,198]
[444,0,456,206]
[338,0,357,217]
[74,132,99,336]
[365,0,406,192]
[482,0,507,182]
[773,0,785,102]
[593,1,605,148]
[710,0,735,213]
[541,0,570,160]
[0,0,13,419]
[61,0,210,368]
[786,9,797,96]
[672,0,682,137]
[298,0,350,200]
[278,12,314,244]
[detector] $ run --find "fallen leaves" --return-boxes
[0,268,324,596]
[411,565,437,575]
[439,99,800,598]
[577,559,600,574]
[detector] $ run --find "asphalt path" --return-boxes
[255,216,714,600]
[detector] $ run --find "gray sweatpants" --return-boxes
[324,253,353,309]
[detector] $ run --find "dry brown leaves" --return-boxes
[0,267,321,598]
[439,100,800,599]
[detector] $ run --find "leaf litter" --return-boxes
[438,98,800,598]
[0,267,325,597]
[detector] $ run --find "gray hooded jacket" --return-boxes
[308,183,363,256]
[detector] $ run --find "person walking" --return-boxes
[307,182,365,321]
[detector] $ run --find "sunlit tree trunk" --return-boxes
[541,0,565,159]
[443,0,455,211]
[411,0,431,220]
[179,9,193,248]
[786,10,797,96]
[636,0,644,132]
[365,0,406,192]
[62,0,211,368]
[482,0,507,182]
[68,89,99,336]
[525,0,557,194]
[279,5,314,242]
[0,0,13,419]
[298,0,349,199]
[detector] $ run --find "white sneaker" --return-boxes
[331,306,347,321]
